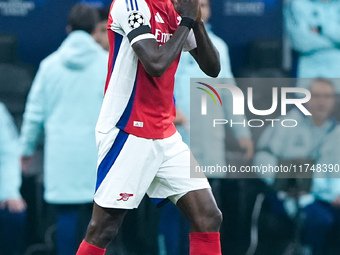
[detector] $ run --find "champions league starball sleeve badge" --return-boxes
[128,12,145,29]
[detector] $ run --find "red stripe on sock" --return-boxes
[76,240,106,255]
[189,232,221,255]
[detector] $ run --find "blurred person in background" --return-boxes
[0,102,26,255]
[284,0,340,93]
[158,0,253,254]
[254,78,340,254]
[19,4,108,255]
[174,0,253,161]
[92,7,110,51]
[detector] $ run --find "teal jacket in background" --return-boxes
[20,31,108,204]
[174,25,251,177]
[312,126,340,203]
[0,103,21,202]
[284,0,340,93]
[254,108,340,203]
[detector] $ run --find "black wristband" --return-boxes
[179,17,196,29]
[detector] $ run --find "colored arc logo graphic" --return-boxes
[196,82,222,106]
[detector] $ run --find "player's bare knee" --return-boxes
[207,207,222,230]
[213,208,223,228]
[192,207,222,232]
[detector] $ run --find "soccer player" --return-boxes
[76,0,222,254]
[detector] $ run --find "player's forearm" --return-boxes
[191,21,220,77]
[133,26,191,77]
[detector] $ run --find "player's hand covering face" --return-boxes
[171,0,201,21]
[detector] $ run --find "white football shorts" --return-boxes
[93,127,210,209]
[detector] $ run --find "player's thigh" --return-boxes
[147,133,210,204]
[94,128,163,209]
[148,132,221,226]
[92,202,127,224]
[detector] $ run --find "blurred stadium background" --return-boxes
[1,0,339,254]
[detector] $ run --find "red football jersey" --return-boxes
[96,0,196,139]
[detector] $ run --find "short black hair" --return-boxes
[68,4,100,34]
[97,7,110,23]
